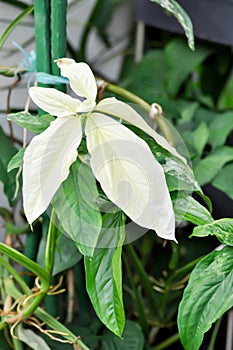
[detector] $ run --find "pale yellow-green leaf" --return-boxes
[17,324,51,350]
[86,113,175,241]
[23,115,82,224]
[56,58,97,101]
[29,87,81,117]
[96,97,186,163]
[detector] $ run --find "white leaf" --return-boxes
[17,324,51,350]
[56,58,97,101]
[96,97,186,163]
[86,113,175,241]
[23,115,82,224]
[29,87,81,117]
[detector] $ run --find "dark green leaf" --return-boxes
[165,38,211,96]
[0,126,19,203]
[191,218,233,246]
[217,68,233,110]
[7,147,25,172]
[101,320,144,350]
[52,159,102,257]
[212,163,233,200]
[173,193,213,226]
[209,112,233,149]
[0,330,12,350]
[194,146,233,186]
[85,212,126,337]
[37,231,82,276]
[7,112,55,133]
[178,246,233,350]
[150,0,194,50]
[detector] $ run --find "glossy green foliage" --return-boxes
[7,112,55,133]
[191,218,233,246]
[0,126,18,204]
[85,212,126,337]
[52,159,102,257]
[178,246,233,350]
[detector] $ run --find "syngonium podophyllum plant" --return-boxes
[23,58,183,244]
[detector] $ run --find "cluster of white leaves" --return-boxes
[23,58,179,241]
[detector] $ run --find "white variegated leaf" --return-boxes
[96,97,186,163]
[86,113,175,241]
[23,115,82,224]
[17,324,51,350]
[29,87,81,117]
[56,58,97,101]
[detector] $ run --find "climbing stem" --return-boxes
[125,244,160,318]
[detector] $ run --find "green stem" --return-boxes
[4,278,90,350]
[167,256,205,284]
[0,243,49,284]
[12,336,24,350]
[45,209,58,276]
[0,254,31,294]
[51,0,67,91]
[208,318,222,350]
[125,244,160,318]
[105,81,150,111]
[124,254,149,335]
[153,333,180,350]
[105,81,174,144]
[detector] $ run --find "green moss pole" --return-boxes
[51,0,67,92]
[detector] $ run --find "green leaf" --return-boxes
[209,112,233,149]
[173,193,213,226]
[194,146,233,186]
[7,147,25,172]
[101,320,144,350]
[178,246,233,350]
[0,330,12,350]
[84,212,126,337]
[52,159,102,257]
[0,126,19,203]
[191,122,209,157]
[37,231,82,276]
[150,0,194,50]
[7,112,55,133]
[212,163,233,200]
[165,39,212,96]
[217,68,233,110]
[0,5,34,49]
[191,218,233,245]
[17,323,51,349]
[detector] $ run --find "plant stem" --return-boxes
[124,254,149,335]
[0,243,49,284]
[125,244,160,318]
[4,278,90,350]
[153,333,180,350]
[208,317,222,350]
[45,209,58,276]
[104,81,174,144]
